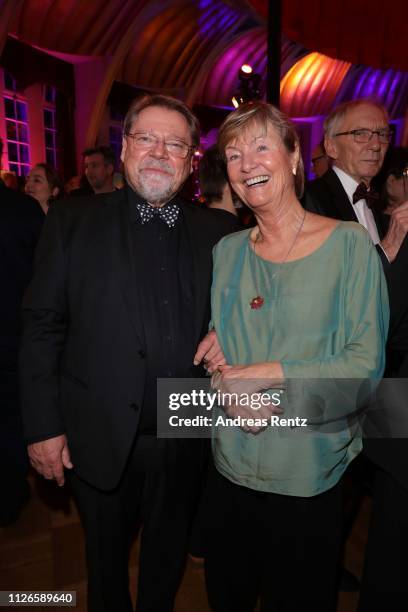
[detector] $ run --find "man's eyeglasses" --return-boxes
[333,128,393,144]
[126,132,193,159]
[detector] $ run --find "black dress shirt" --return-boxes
[127,186,195,433]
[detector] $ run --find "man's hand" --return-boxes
[380,201,408,262]
[194,329,226,373]
[28,434,73,487]
[211,362,285,434]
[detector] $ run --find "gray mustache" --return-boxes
[141,163,174,175]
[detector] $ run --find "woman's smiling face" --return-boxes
[225,122,298,212]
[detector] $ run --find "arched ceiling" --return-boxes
[10,0,153,56]
[4,0,408,75]
[118,0,247,92]
[196,29,308,106]
[280,52,351,117]
[1,0,407,122]
[0,0,24,55]
[248,0,408,72]
[333,66,408,120]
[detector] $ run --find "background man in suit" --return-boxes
[304,99,408,602]
[304,99,408,265]
[20,95,237,612]
[83,145,116,194]
[0,138,44,525]
[70,146,117,197]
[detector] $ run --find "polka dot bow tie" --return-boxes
[137,200,180,227]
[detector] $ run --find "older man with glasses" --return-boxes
[20,95,238,612]
[304,99,408,605]
[305,99,408,265]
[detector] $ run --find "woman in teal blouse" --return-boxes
[200,102,389,612]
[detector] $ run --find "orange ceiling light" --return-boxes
[280,51,351,117]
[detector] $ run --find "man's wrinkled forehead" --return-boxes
[339,104,389,131]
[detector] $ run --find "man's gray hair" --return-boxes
[123,94,200,149]
[324,99,389,137]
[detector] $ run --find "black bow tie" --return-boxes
[136,200,180,227]
[352,182,379,209]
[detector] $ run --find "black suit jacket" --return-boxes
[304,168,388,267]
[304,169,408,490]
[20,188,238,490]
[0,183,43,371]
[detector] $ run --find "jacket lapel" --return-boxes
[324,169,359,222]
[181,203,212,345]
[372,208,387,240]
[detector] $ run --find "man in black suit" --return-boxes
[304,99,408,265]
[20,95,237,612]
[304,99,408,603]
[0,139,44,525]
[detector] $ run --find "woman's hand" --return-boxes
[194,330,226,373]
[211,362,285,433]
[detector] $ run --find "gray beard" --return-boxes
[136,181,175,206]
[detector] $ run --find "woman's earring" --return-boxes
[292,167,297,175]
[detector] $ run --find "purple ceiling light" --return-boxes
[197,28,308,106]
[334,65,408,119]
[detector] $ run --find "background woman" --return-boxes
[25,163,62,214]
[199,101,388,612]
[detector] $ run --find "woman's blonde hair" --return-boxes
[218,101,305,198]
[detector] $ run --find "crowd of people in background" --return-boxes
[0,144,120,209]
[1,131,406,223]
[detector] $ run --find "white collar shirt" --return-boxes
[333,165,381,245]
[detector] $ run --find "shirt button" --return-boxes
[163,299,168,305]
[160,267,166,272]
[166,335,171,341]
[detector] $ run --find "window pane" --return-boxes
[44,108,54,128]
[45,129,54,148]
[19,144,30,164]
[6,120,17,140]
[9,163,19,174]
[18,123,29,142]
[4,71,16,91]
[46,148,56,167]
[21,165,30,177]
[7,142,18,161]
[4,97,15,118]
[16,101,27,121]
